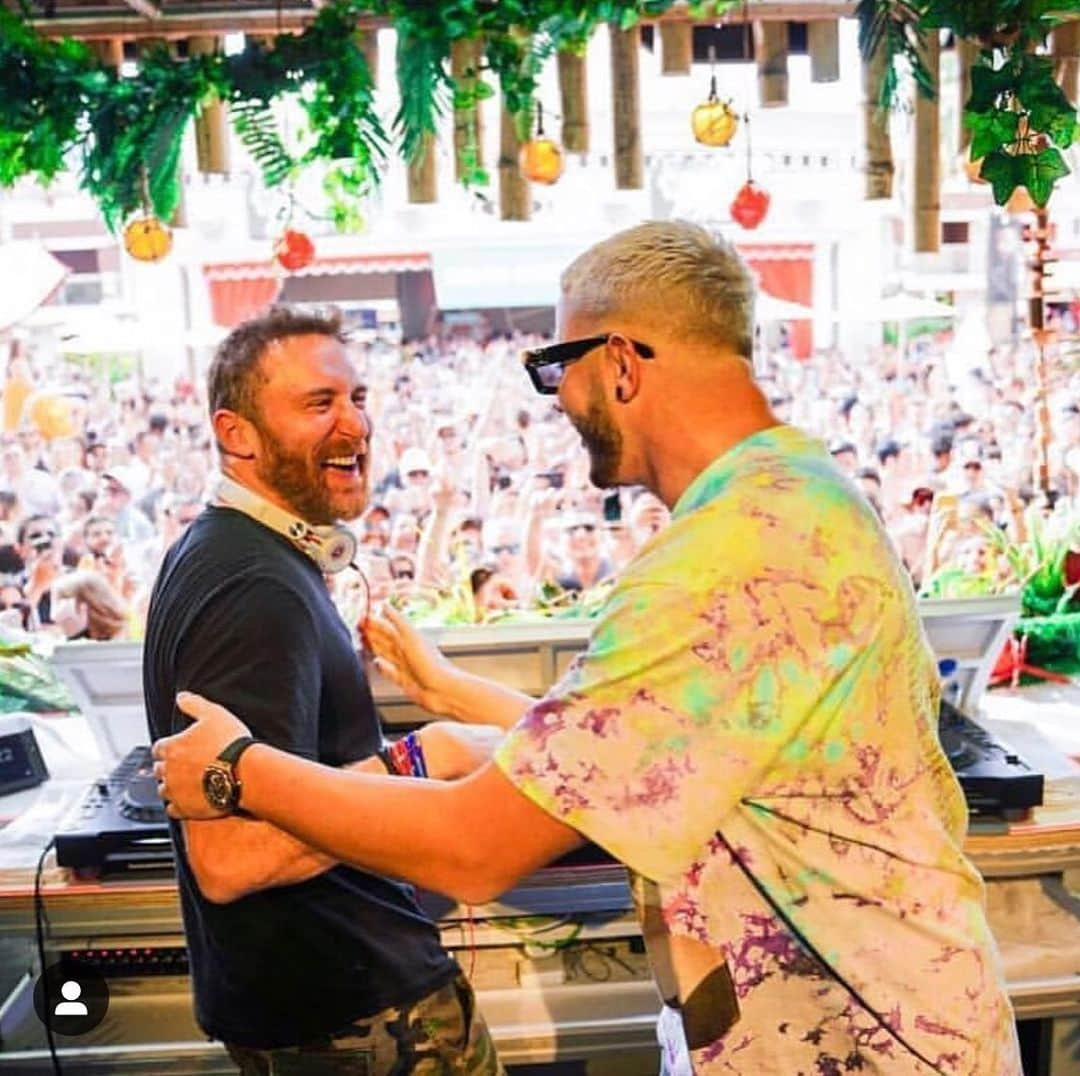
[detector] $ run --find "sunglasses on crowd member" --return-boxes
[521,333,655,395]
[491,542,520,557]
[25,528,57,548]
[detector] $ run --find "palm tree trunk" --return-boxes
[862,39,894,199]
[558,48,589,154]
[358,28,378,88]
[609,23,643,189]
[807,20,839,83]
[90,38,124,68]
[407,132,438,204]
[499,100,530,221]
[913,32,940,252]
[956,38,978,153]
[754,21,788,106]
[189,37,230,175]
[659,21,692,76]
[451,38,484,183]
[1053,21,1079,103]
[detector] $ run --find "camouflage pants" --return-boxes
[225,973,504,1076]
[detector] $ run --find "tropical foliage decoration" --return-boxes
[858,1,1079,208]
[922,507,1080,674]
[0,0,736,231]
[4,1,1072,224]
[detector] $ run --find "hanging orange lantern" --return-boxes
[273,228,316,272]
[123,215,173,262]
[692,71,739,147]
[518,102,564,185]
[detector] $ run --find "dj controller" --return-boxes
[54,745,173,875]
[52,703,1045,876]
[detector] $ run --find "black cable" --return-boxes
[34,837,63,1076]
[717,830,948,1075]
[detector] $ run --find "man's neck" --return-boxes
[219,466,312,525]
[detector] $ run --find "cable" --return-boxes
[34,837,63,1076]
[717,831,947,1075]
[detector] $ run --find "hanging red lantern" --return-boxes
[729,113,769,230]
[273,228,316,272]
[730,180,771,229]
[518,102,564,185]
[123,215,173,262]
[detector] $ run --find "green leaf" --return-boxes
[967,63,1015,113]
[979,149,1023,206]
[1018,147,1070,208]
[966,109,1019,160]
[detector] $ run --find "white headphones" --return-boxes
[212,474,358,574]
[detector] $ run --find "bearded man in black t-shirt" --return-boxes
[144,307,502,1074]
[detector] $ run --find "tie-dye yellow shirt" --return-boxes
[495,425,1020,1075]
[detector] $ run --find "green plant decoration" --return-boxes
[1,0,705,231]
[858,1,1078,208]
[0,7,99,186]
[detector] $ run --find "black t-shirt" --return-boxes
[143,507,456,1048]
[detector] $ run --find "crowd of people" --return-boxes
[0,316,1077,645]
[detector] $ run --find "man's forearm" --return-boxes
[185,755,388,902]
[184,816,336,903]
[237,747,503,902]
[442,670,533,731]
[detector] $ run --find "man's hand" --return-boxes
[152,692,252,820]
[362,606,458,716]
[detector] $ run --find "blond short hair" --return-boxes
[560,220,755,358]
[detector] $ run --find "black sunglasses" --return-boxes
[521,334,655,395]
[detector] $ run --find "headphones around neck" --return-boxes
[212,474,358,574]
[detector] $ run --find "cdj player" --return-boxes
[54,745,172,875]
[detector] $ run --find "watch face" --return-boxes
[202,765,237,811]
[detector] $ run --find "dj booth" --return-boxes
[1,595,1079,1073]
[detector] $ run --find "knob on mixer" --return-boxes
[119,767,167,823]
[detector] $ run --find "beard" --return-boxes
[253,424,367,525]
[571,381,622,489]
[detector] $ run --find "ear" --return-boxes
[212,409,259,463]
[606,333,643,405]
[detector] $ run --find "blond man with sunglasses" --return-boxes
[155,223,1020,1076]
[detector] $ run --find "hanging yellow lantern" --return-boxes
[692,74,739,147]
[518,102,564,185]
[123,215,173,262]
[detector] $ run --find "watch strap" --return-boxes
[217,735,257,767]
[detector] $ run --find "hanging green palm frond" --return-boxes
[81,47,215,227]
[230,99,296,189]
[395,30,453,165]
[0,8,99,186]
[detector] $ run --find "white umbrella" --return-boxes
[834,292,957,322]
[0,242,69,331]
[24,305,153,354]
[757,291,814,321]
